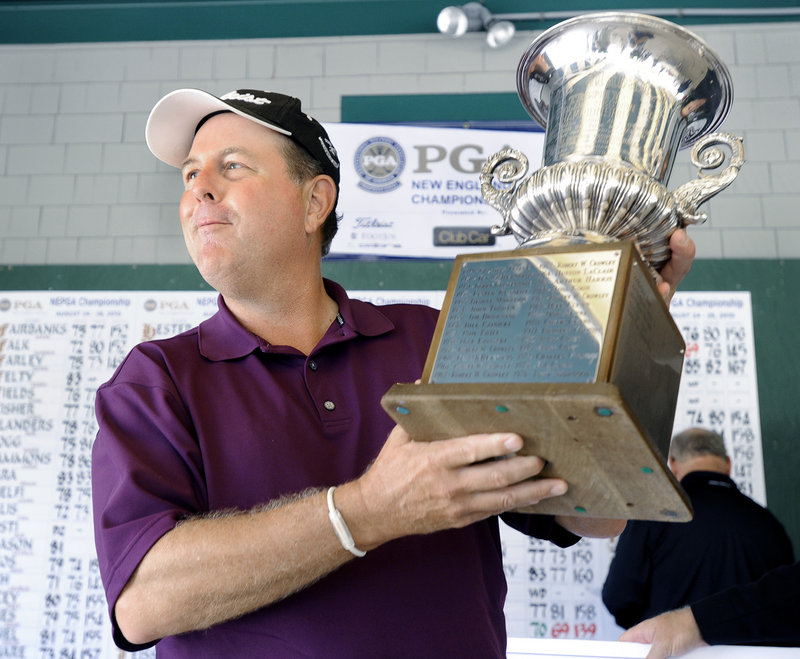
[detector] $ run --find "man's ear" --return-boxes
[304,175,337,234]
[668,456,679,477]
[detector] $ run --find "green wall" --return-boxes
[2,0,800,44]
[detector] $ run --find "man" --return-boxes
[91,88,693,657]
[619,561,800,658]
[602,427,794,630]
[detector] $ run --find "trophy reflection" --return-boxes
[382,12,744,521]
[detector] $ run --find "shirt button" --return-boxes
[323,400,336,411]
[309,360,318,371]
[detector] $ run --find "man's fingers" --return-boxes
[413,432,569,504]
[657,229,696,303]
[431,432,525,468]
[461,453,560,490]
[619,624,650,644]
[361,426,572,538]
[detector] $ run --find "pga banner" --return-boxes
[324,123,545,258]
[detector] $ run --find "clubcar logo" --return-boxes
[354,137,405,193]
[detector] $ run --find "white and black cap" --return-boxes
[145,88,340,185]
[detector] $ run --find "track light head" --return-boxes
[486,19,515,48]
[437,3,491,38]
[437,3,515,48]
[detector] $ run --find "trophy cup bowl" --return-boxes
[485,11,744,269]
[382,13,744,521]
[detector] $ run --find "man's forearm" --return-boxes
[115,488,353,646]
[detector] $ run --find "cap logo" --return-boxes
[319,137,340,169]
[221,91,272,106]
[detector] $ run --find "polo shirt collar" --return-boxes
[680,470,737,490]
[197,279,395,361]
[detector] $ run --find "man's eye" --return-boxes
[184,170,198,181]
[225,162,243,171]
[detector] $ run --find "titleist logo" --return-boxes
[221,91,272,105]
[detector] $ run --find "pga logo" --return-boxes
[12,299,42,310]
[354,137,406,193]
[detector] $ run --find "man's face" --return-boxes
[178,112,315,296]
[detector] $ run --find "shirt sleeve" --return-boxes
[601,522,653,629]
[92,345,206,651]
[500,511,581,548]
[691,561,800,646]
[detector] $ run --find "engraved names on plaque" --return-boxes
[430,251,621,383]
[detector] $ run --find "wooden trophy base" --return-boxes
[381,381,692,521]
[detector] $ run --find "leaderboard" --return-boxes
[1,292,217,658]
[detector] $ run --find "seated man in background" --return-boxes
[602,426,794,629]
[620,560,800,658]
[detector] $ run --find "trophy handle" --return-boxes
[672,132,745,226]
[480,148,529,235]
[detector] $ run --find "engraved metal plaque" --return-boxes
[427,250,621,384]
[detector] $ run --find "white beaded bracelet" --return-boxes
[326,486,366,558]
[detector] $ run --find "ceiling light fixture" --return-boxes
[436,2,515,48]
[486,19,515,48]
[438,4,800,49]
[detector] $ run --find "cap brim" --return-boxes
[145,88,293,168]
[146,89,231,168]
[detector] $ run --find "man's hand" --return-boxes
[341,426,569,550]
[655,229,696,303]
[619,607,708,659]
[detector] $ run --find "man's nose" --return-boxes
[191,168,219,201]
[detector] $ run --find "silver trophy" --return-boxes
[382,13,744,521]
[482,11,744,268]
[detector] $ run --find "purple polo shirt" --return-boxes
[92,280,577,658]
